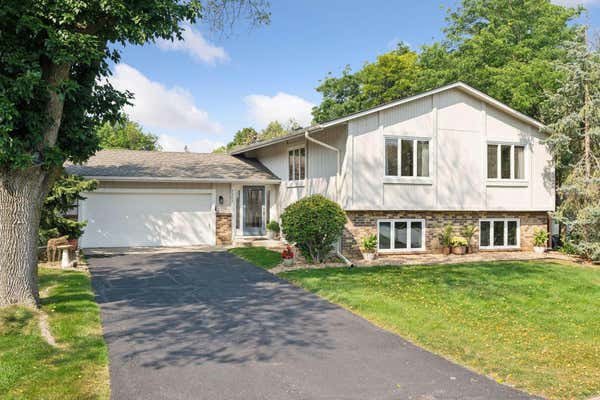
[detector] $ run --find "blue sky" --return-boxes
[111,0,600,152]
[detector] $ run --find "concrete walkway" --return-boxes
[89,251,541,400]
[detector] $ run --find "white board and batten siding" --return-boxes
[346,88,554,211]
[78,188,217,248]
[255,124,347,214]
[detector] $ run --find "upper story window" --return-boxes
[288,147,306,181]
[385,137,430,178]
[487,143,525,180]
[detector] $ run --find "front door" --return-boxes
[243,186,265,236]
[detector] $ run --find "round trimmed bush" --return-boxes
[280,195,346,263]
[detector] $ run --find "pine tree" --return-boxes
[543,27,600,261]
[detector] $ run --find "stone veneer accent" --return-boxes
[342,211,549,259]
[216,213,232,245]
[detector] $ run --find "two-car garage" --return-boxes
[79,189,216,248]
[66,149,280,249]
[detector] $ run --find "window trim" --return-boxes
[383,136,432,183]
[377,218,426,252]
[479,218,520,250]
[287,144,306,187]
[486,141,528,185]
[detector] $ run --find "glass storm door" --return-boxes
[243,186,265,236]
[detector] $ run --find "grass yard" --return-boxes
[0,267,109,400]
[229,247,282,270]
[280,261,600,400]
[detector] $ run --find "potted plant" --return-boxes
[439,224,453,255]
[266,220,280,240]
[360,234,377,261]
[461,224,477,254]
[281,245,295,266]
[532,228,549,254]
[450,236,468,255]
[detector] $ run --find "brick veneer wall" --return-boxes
[342,211,549,259]
[216,213,232,245]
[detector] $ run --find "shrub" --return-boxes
[266,220,280,233]
[439,224,453,247]
[360,234,377,253]
[450,236,468,247]
[280,195,346,263]
[533,228,549,247]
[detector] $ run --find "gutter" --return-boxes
[304,128,341,202]
[80,176,281,184]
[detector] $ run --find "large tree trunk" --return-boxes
[0,168,51,307]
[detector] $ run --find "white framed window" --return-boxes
[487,143,526,181]
[479,218,520,249]
[377,219,426,251]
[288,146,306,182]
[384,137,430,178]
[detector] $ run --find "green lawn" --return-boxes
[0,267,109,400]
[229,247,282,269]
[280,261,600,400]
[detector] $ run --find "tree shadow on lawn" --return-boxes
[88,251,340,370]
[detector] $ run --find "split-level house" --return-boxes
[68,82,554,257]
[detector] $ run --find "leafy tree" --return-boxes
[418,0,581,120]
[280,195,347,264]
[39,174,98,246]
[259,120,287,140]
[312,1,582,123]
[312,44,419,123]
[542,28,600,261]
[214,120,296,153]
[97,119,161,151]
[213,126,258,153]
[0,0,269,307]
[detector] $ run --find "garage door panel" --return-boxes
[81,191,215,248]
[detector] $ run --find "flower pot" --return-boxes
[442,246,451,255]
[267,230,275,240]
[363,252,375,262]
[533,246,546,254]
[452,246,466,255]
[283,258,294,266]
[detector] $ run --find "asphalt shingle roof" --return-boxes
[65,149,279,181]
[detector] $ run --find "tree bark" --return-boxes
[0,167,51,307]
[0,59,70,308]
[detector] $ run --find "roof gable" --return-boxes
[231,82,544,155]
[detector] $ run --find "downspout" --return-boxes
[305,129,353,267]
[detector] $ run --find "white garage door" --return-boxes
[79,189,215,248]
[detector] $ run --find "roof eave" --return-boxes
[81,176,281,184]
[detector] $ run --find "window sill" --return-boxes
[378,248,426,253]
[479,246,521,251]
[287,181,305,188]
[486,179,528,187]
[383,177,433,185]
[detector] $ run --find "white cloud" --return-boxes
[244,92,315,128]
[110,64,223,135]
[156,25,229,65]
[158,134,224,153]
[551,0,600,6]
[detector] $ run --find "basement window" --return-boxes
[479,218,520,249]
[377,219,425,251]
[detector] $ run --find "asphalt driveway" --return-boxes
[89,251,540,400]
